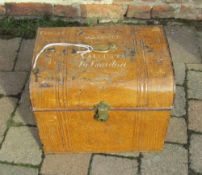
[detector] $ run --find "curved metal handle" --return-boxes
[92,43,117,53]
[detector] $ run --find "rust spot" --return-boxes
[142,43,153,53]
[72,48,77,54]
[63,48,68,55]
[78,30,84,36]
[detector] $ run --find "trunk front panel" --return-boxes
[35,111,170,153]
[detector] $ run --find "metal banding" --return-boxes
[33,106,173,112]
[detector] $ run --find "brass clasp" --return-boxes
[94,101,110,122]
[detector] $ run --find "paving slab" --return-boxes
[13,83,36,125]
[0,72,27,95]
[190,134,202,173]
[0,97,17,143]
[0,38,21,71]
[187,71,202,99]
[171,86,186,117]
[188,89,202,100]
[165,25,201,64]
[0,126,42,166]
[141,144,188,175]
[40,154,91,175]
[0,163,38,175]
[166,117,187,144]
[91,155,138,175]
[15,39,35,71]
[173,63,185,85]
[188,100,202,132]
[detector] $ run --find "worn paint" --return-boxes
[30,25,175,153]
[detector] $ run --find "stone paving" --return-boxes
[0,23,202,175]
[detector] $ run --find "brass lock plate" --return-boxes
[94,101,110,122]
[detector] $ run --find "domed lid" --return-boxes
[30,25,175,111]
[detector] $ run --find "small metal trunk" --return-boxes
[29,25,175,153]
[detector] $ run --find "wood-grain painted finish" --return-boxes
[29,25,175,152]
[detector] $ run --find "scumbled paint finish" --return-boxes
[29,25,175,153]
[30,25,174,110]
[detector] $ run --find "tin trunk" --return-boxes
[29,25,175,153]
